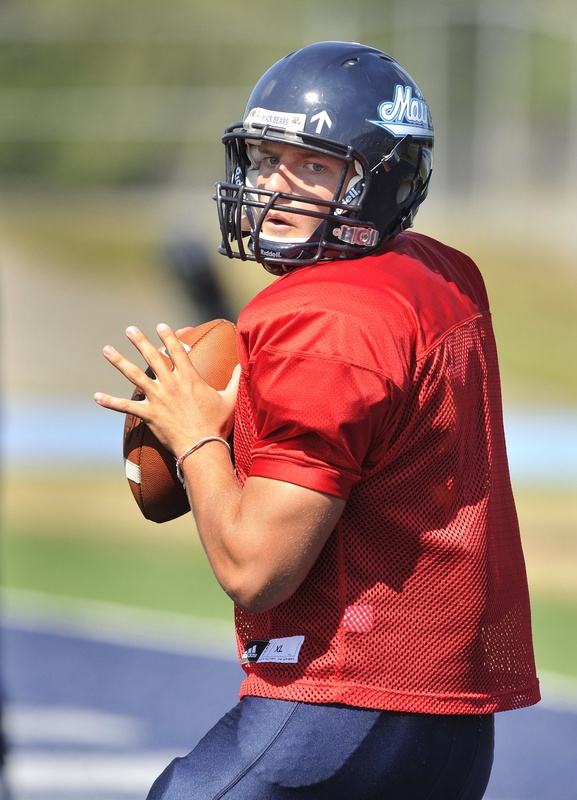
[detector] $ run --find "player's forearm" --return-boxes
[179,444,343,614]
[179,443,283,612]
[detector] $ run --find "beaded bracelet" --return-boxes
[175,436,231,484]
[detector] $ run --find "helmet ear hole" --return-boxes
[396,180,413,205]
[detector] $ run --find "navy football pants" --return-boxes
[147,697,494,799]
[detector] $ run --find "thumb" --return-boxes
[222,363,241,404]
[175,326,194,340]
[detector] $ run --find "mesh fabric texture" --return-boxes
[232,232,540,715]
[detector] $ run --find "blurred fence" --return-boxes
[1,0,577,214]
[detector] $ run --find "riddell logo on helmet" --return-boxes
[260,248,284,259]
[369,84,434,139]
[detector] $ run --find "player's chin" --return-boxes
[260,221,294,239]
[261,220,315,241]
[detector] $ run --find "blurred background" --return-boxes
[0,0,576,798]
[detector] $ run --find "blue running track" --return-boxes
[1,592,576,800]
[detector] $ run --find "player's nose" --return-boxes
[263,164,293,194]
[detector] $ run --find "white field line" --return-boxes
[0,587,237,660]
[5,749,176,793]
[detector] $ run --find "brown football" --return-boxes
[123,319,237,523]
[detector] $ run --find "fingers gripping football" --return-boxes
[97,323,230,452]
[98,325,194,422]
[95,319,238,523]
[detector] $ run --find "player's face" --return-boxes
[255,142,353,241]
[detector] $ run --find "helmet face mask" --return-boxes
[217,129,374,274]
[215,41,434,275]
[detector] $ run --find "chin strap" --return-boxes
[332,223,379,248]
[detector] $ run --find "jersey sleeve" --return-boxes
[246,342,399,499]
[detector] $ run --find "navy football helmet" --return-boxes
[215,41,434,275]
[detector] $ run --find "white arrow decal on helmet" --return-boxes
[310,110,333,134]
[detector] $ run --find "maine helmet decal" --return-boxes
[368,84,434,139]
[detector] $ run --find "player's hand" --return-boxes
[94,323,240,457]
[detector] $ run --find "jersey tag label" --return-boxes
[241,636,305,665]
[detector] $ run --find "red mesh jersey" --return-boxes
[232,231,540,715]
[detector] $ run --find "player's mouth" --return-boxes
[261,212,296,236]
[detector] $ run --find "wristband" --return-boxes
[175,436,231,484]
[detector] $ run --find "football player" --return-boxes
[97,41,540,799]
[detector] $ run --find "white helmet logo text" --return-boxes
[369,84,434,139]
